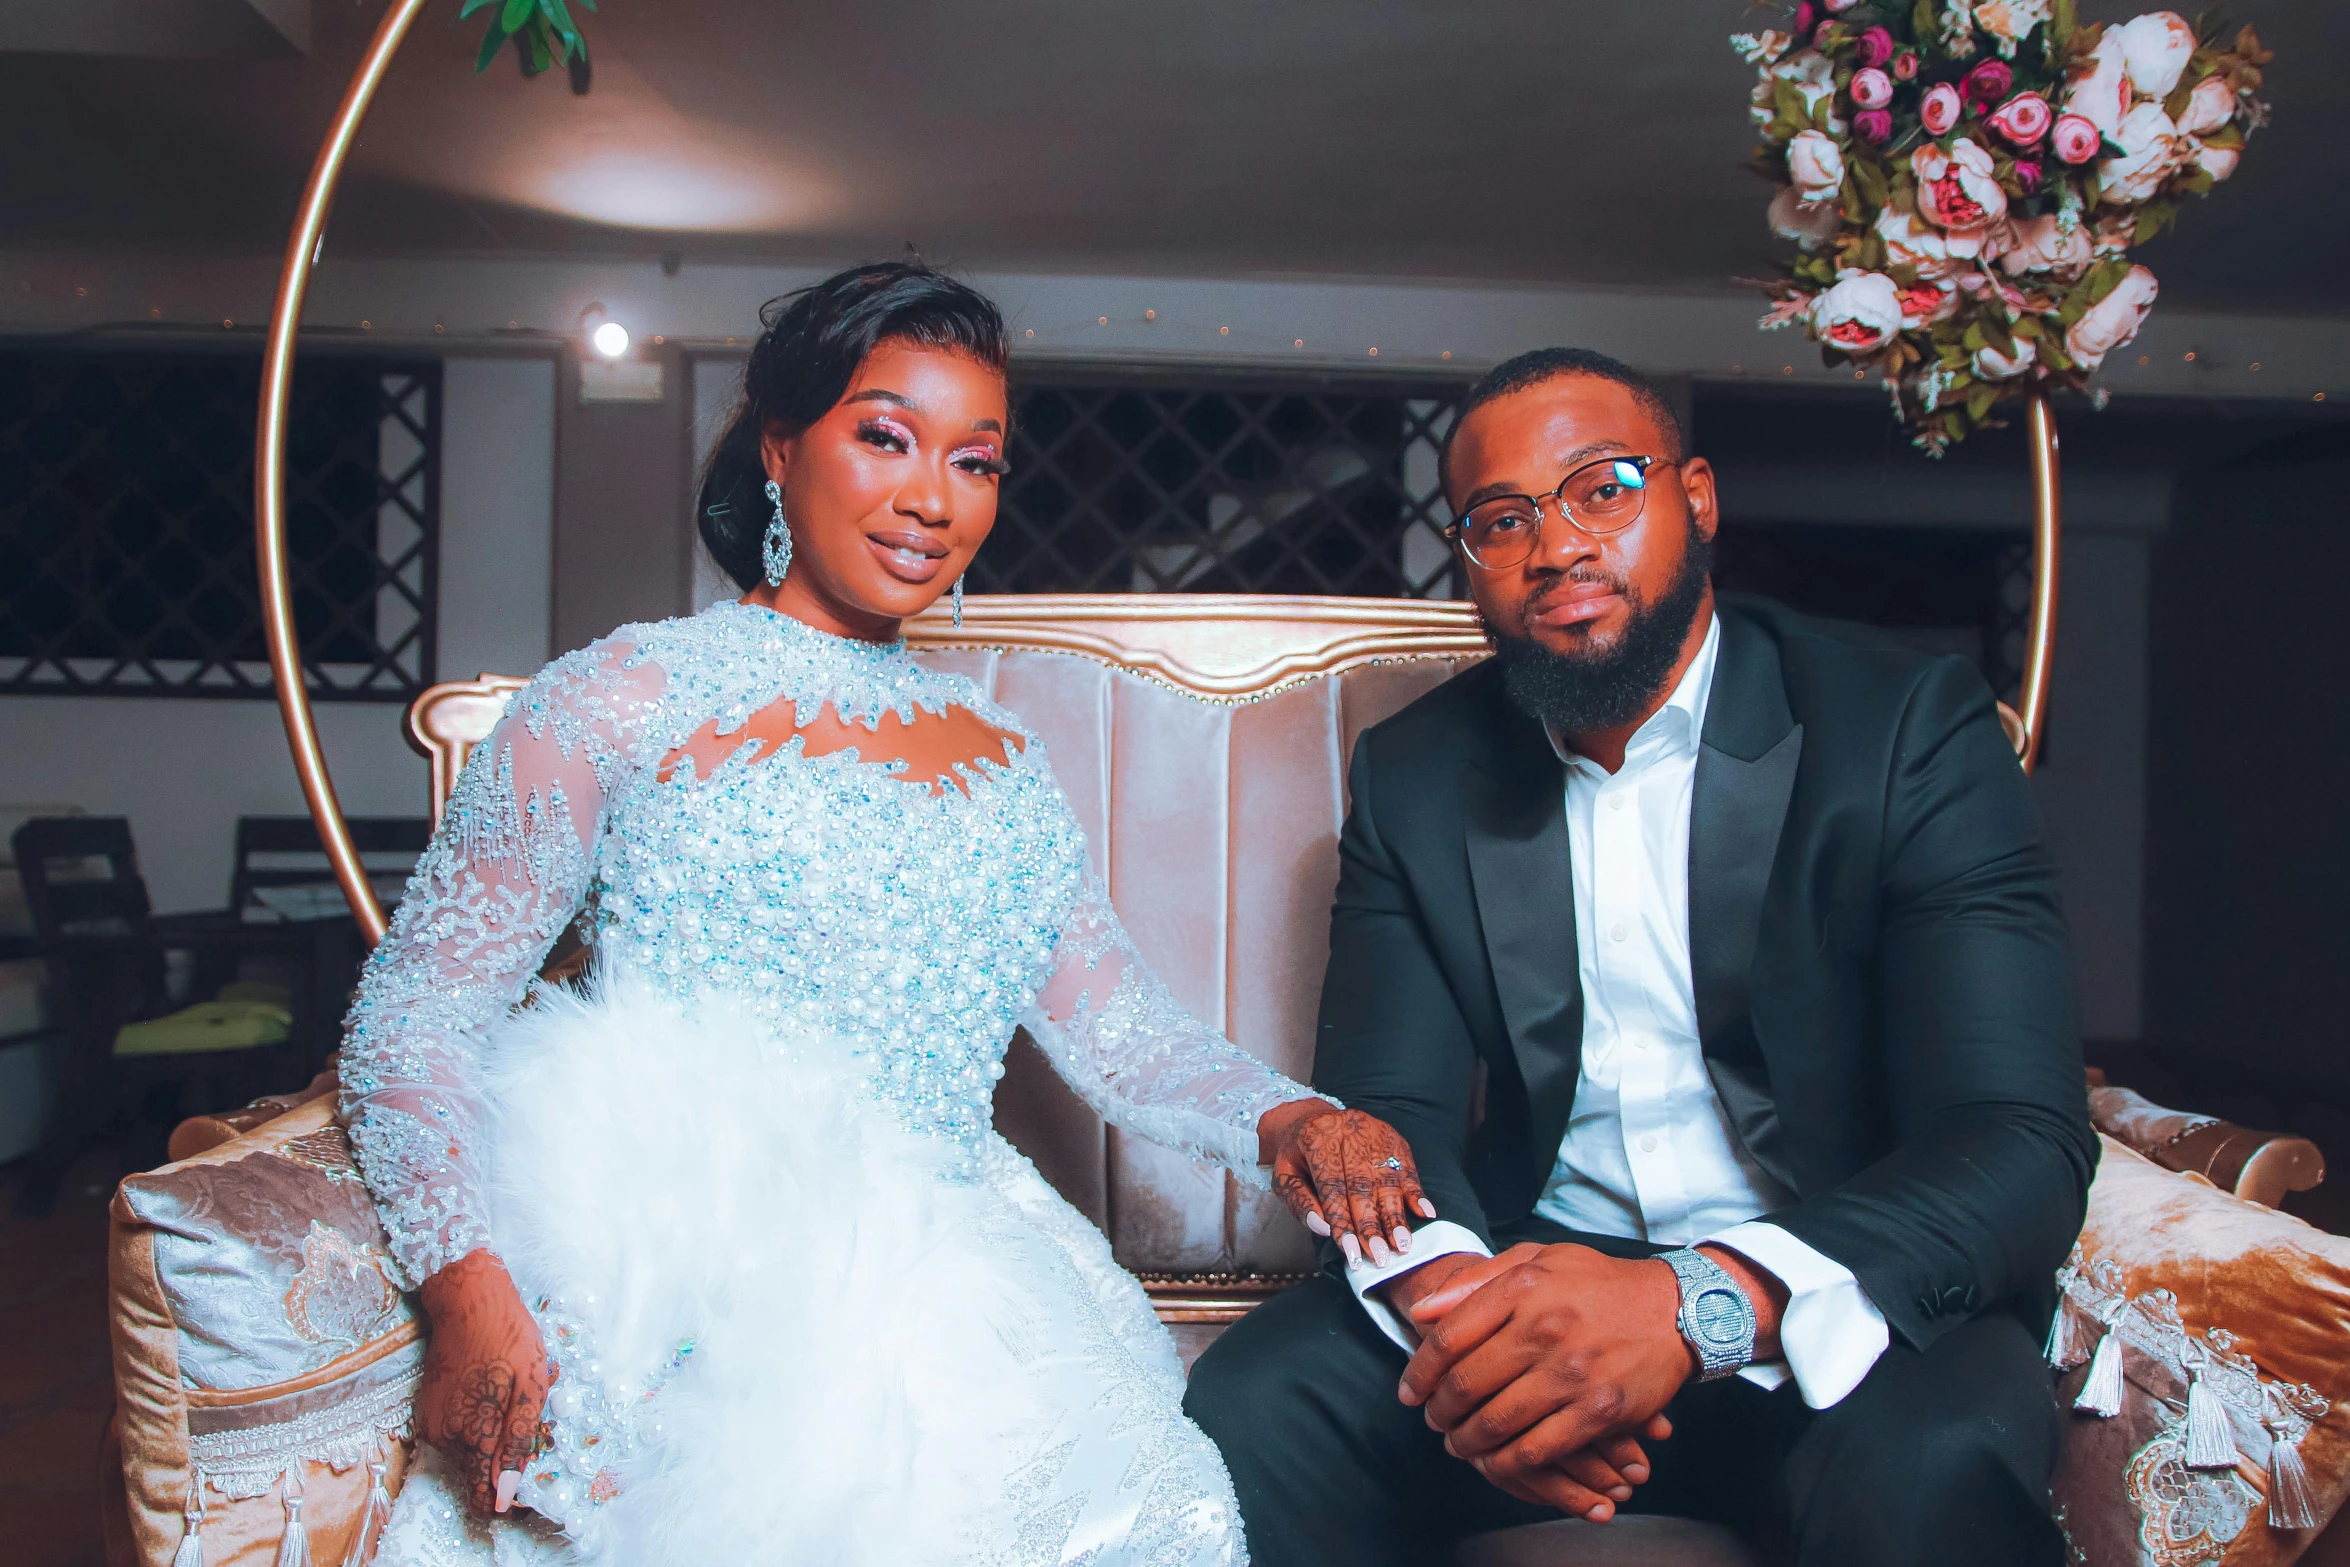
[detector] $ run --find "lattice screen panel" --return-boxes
[974,375,1469,599]
[0,349,439,700]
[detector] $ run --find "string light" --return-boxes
[1144,309,1156,321]
[222,318,234,329]
[1219,326,1229,336]
[1781,365,1794,375]
[1294,338,1304,348]
[2183,351,2197,362]
[2249,361,2261,371]
[360,320,373,331]
[1368,347,1379,357]
[1441,350,1452,360]
[2138,355,2150,365]
[1098,316,1108,326]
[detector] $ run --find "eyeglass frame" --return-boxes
[1444,453,1684,570]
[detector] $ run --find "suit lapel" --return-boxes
[1462,716,1581,1188]
[1689,611,1803,1192]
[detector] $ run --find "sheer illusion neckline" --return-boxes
[728,598,909,656]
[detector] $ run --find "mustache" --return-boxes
[1517,569,1632,628]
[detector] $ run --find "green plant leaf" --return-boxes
[524,15,553,73]
[540,0,582,56]
[2051,0,2077,50]
[1967,382,1998,422]
[500,0,533,31]
[2011,313,2043,339]
[474,16,509,73]
[459,0,497,15]
[2085,257,2129,303]
[2193,4,2228,44]
[1914,0,1939,48]
[1852,156,1889,209]
[1980,311,2017,359]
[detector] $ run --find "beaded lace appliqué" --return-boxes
[340,601,1318,1286]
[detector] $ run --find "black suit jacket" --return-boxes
[1313,592,2097,1352]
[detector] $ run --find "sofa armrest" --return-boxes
[2088,1083,2325,1209]
[163,1063,339,1164]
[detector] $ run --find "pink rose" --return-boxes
[1999,213,2095,279]
[1987,92,2052,148]
[1962,60,2015,106]
[1921,82,1964,136]
[2050,114,2102,164]
[2064,264,2159,370]
[1877,204,1980,272]
[1973,337,2037,380]
[1853,108,1894,145]
[2012,158,2043,193]
[1822,0,1862,11]
[1787,129,1846,205]
[2189,138,2240,181]
[1814,20,1837,48]
[1850,67,1894,110]
[2115,11,2196,99]
[2097,101,2181,203]
[1892,50,1920,82]
[2173,74,2237,137]
[1812,271,1904,353]
[1896,279,1959,327]
[1769,184,1844,249]
[1855,26,1895,68]
[1793,2,1817,39]
[2064,31,2130,136]
[1914,138,2009,232]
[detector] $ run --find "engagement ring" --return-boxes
[1381,1156,1402,1170]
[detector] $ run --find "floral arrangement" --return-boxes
[1733,1,2271,451]
[464,0,594,86]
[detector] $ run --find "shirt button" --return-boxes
[1608,794,1627,811]
[1639,1133,1660,1153]
[1609,922,1628,942]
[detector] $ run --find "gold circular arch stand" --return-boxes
[257,0,2062,948]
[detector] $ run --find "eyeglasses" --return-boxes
[1447,454,1670,571]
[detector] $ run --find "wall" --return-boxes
[0,352,556,913]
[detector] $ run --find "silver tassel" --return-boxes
[2044,1297,2091,1370]
[2269,1429,2321,1530]
[2073,1308,2126,1417]
[951,575,964,629]
[274,1467,312,1567]
[2184,1364,2238,1469]
[341,1459,393,1567]
[171,1472,207,1567]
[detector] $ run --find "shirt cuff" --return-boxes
[1705,1220,1889,1409]
[1343,1220,1494,1354]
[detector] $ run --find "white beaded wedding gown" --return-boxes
[342,601,1319,1566]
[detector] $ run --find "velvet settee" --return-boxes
[102,595,2346,1567]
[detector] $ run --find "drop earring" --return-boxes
[761,479,792,586]
[951,574,964,628]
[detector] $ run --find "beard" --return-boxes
[1485,523,1714,737]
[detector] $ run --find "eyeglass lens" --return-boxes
[1459,458,1650,567]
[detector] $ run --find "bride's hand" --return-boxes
[415,1250,553,1518]
[1259,1101,1436,1267]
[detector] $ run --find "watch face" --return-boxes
[1690,1286,1748,1347]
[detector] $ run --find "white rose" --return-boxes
[1731,30,1794,66]
[1999,214,2097,279]
[1770,185,1844,249]
[2063,30,2131,136]
[2189,137,2240,181]
[2173,74,2237,137]
[1974,336,2038,379]
[1914,138,2009,235]
[1787,131,1846,205]
[2115,11,2197,100]
[1812,271,1905,354]
[1876,205,1978,272]
[1976,0,2052,54]
[2065,264,2159,370]
[1753,50,1842,131]
[2097,101,2182,203]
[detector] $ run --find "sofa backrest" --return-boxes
[407,594,1489,1276]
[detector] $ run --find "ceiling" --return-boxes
[6,0,2346,314]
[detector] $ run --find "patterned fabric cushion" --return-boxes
[110,1096,418,1566]
[2051,1136,2350,1566]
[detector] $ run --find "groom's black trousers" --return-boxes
[1185,1224,2063,1567]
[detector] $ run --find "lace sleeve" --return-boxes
[338,641,663,1288]
[1021,870,1328,1189]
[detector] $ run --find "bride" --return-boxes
[345,261,1437,1566]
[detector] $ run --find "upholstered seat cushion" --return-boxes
[113,999,291,1057]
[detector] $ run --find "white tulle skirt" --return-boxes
[377,972,1246,1567]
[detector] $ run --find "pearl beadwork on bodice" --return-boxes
[339,602,1317,1287]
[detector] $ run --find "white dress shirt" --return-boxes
[1348,614,1888,1410]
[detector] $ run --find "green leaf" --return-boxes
[2011,313,2043,339]
[500,0,533,31]
[2051,0,2078,50]
[2203,122,2246,149]
[1774,79,1811,126]
[2193,4,2228,44]
[1813,95,1835,132]
[1980,311,2017,359]
[474,16,510,73]
[1962,322,1988,353]
[459,0,497,15]
[1967,382,1998,422]
[2085,257,2130,303]
[524,16,553,73]
[2039,335,2073,371]
[540,0,582,55]
[1914,0,1939,48]
[1852,156,1889,209]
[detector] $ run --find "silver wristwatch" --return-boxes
[1658,1247,1756,1382]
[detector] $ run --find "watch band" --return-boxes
[1659,1246,1756,1383]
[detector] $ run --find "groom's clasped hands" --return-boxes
[1382,1242,1788,1523]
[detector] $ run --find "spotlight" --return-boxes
[592,320,631,359]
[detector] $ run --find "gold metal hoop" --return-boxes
[257,0,431,946]
[259,3,2064,951]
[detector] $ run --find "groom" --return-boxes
[1186,349,2095,1566]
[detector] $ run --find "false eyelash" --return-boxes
[857,416,915,452]
[955,451,1011,478]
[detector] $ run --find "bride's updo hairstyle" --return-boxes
[697,261,1010,592]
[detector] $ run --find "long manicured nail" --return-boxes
[1304,1210,1332,1237]
[1392,1225,1412,1253]
[495,1470,522,1513]
[1338,1232,1363,1267]
[1417,1199,1439,1219]
[1368,1235,1395,1266]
